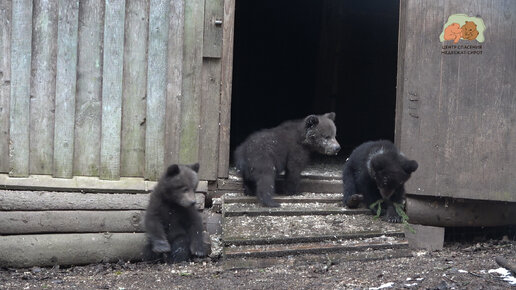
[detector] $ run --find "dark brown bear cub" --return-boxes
[342,140,418,223]
[234,113,340,207]
[143,163,210,263]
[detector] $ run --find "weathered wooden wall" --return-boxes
[397,0,516,202]
[0,0,234,182]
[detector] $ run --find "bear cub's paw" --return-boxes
[345,194,364,208]
[261,196,280,208]
[152,239,172,253]
[383,212,402,223]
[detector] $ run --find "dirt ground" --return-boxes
[1,238,515,289]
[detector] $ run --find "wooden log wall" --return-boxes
[0,190,206,267]
[0,0,235,182]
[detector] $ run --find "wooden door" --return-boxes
[396,0,516,202]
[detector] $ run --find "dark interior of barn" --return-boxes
[230,0,400,167]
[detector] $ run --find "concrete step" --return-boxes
[224,237,409,258]
[222,248,413,270]
[220,192,410,266]
[221,192,368,217]
[215,175,343,195]
[223,214,404,241]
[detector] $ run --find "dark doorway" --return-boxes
[230,0,400,167]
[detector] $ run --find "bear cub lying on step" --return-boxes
[143,163,211,263]
[342,140,418,223]
[235,113,341,207]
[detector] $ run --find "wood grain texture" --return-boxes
[121,0,148,177]
[9,0,32,177]
[203,0,224,58]
[179,0,204,164]
[30,0,58,175]
[0,174,157,192]
[407,196,516,227]
[53,0,79,178]
[0,233,146,267]
[394,0,407,148]
[218,0,236,178]
[145,0,170,180]
[74,0,104,176]
[0,191,149,210]
[0,188,204,210]
[100,0,125,180]
[199,58,221,180]
[399,0,445,197]
[0,1,11,173]
[0,210,145,234]
[399,0,516,201]
[164,0,184,167]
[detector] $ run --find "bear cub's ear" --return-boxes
[402,159,418,173]
[324,112,336,121]
[166,164,180,176]
[305,115,319,129]
[189,163,200,173]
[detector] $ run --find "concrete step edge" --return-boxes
[224,240,409,258]
[223,231,405,246]
[222,206,370,217]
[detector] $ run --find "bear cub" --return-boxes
[143,163,211,263]
[235,113,341,207]
[342,140,418,223]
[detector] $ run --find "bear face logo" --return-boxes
[439,14,486,43]
[461,21,479,40]
[444,23,462,43]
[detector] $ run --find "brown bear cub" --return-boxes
[143,163,211,263]
[234,113,341,207]
[342,140,418,223]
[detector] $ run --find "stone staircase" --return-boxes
[217,172,412,269]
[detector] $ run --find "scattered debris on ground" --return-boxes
[0,240,515,289]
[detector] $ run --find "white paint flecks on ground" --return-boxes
[369,282,394,289]
[488,267,516,285]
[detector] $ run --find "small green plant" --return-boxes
[369,199,384,219]
[370,199,416,233]
[393,202,416,234]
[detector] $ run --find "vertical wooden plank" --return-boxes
[203,0,224,58]
[9,0,32,177]
[30,0,58,175]
[74,0,104,176]
[53,0,79,178]
[199,59,221,180]
[399,0,444,196]
[199,0,224,180]
[394,0,408,148]
[120,0,148,177]
[179,0,204,165]
[164,0,184,167]
[145,0,169,180]
[218,0,236,178]
[100,0,125,180]
[0,1,11,173]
